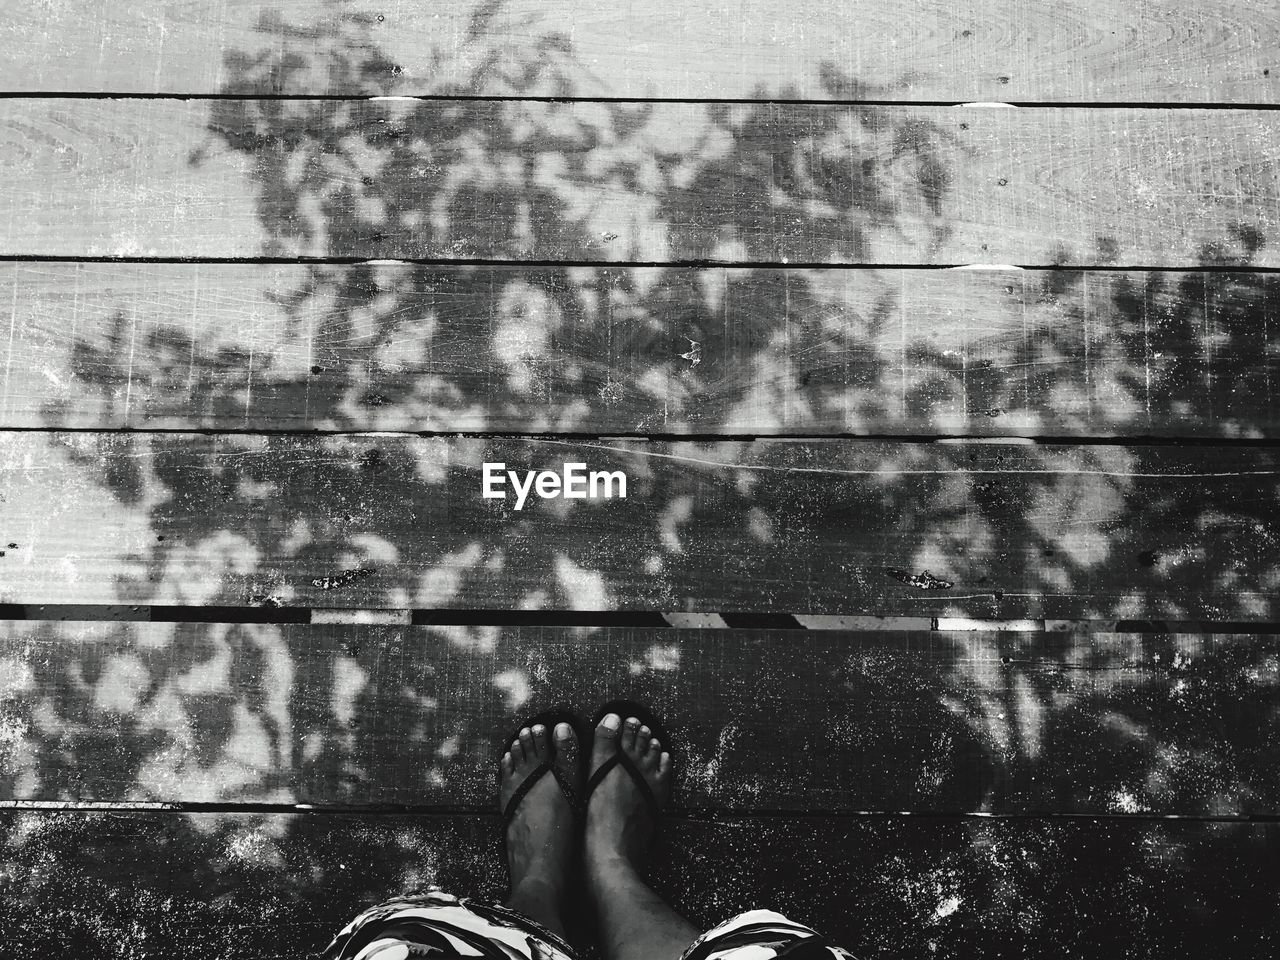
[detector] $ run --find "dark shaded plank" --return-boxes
[2,620,1277,815]
[2,433,1279,619]
[9,263,1280,438]
[2,810,1275,959]
[3,100,1278,266]
[1,0,1277,102]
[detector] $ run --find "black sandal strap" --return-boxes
[585,754,618,796]
[585,749,660,819]
[549,762,584,818]
[503,758,585,824]
[502,759,552,824]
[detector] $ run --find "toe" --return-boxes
[518,726,535,761]
[552,721,580,793]
[511,736,525,764]
[635,738,659,770]
[531,723,550,760]
[553,721,576,758]
[622,716,640,751]
[633,724,651,757]
[597,714,621,742]
[592,713,621,766]
[501,751,514,776]
[658,752,672,778]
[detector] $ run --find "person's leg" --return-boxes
[499,721,581,938]
[585,713,701,960]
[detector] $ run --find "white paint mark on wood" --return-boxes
[935,617,1043,632]
[312,608,411,625]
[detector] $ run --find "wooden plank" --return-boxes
[2,810,1275,958]
[2,620,1277,815]
[2,100,1278,266]
[8,263,1280,437]
[1,0,1277,103]
[2,433,1279,619]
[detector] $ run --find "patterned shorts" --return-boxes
[322,890,855,960]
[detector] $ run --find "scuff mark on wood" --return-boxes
[885,568,955,590]
[311,567,376,591]
[680,337,702,367]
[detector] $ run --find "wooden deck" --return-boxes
[1,2,1278,957]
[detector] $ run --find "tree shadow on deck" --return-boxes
[5,2,1280,957]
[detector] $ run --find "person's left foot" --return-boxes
[499,722,581,911]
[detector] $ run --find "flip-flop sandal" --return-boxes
[584,698,675,821]
[499,707,588,827]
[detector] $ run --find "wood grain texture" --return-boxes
[2,811,1276,959]
[2,433,1278,619]
[0,0,1277,102]
[2,620,1276,815]
[2,100,1277,265]
[7,263,1280,437]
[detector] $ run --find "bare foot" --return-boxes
[499,721,580,932]
[585,713,672,875]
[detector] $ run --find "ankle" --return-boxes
[585,849,641,890]
[507,874,566,931]
[510,870,565,902]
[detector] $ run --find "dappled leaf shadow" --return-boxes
[8,1,1280,955]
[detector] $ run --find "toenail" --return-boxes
[625,717,639,727]
[650,739,661,750]
[639,726,651,737]
[602,714,621,731]
[554,722,571,739]
[532,724,546,736]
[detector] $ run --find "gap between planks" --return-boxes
[3,255,1280,272]
[4,94,1280,109]
[3,799,1275,823]
[6,604,1280,634]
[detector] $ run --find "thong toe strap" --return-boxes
[585,749,659,820]
[503,759,582,824]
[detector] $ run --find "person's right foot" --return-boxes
[585,712,672,873]
[499,721,579,913]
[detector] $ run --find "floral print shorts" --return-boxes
[322,890,855,960]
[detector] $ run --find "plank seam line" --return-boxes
[3,426,1280,448]
[1,800,1275,822]
[2,255,1277,273]
[5,605,1280,634]
[1,92,1278,110]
